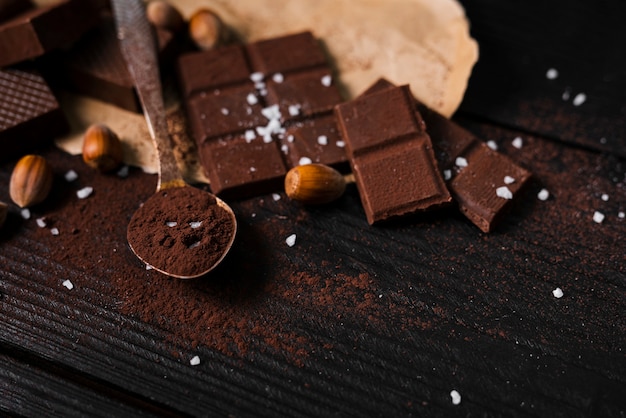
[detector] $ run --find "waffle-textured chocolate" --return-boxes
[0,0,97,67]
[334,85,452,224]
[0,67,68,161]
[177,31,348,199]
[365,79,532,232]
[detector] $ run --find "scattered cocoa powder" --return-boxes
[127,186,235,278]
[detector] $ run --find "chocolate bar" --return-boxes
[334,85,452,224]
[57,15,179,112]
[0,66,68,161]
[365,79,532,232]
[177,31,348,199]
[0,0,97,68]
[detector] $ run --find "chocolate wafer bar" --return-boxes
[364,78,532,232]
[177,31,348,199]
[334,85,452,224]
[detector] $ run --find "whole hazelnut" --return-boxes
[284,163,346,205]
[146,0,185,32]
[188,8,226,50]
[82,124,123,172]
[9,154,53,208]
[0,201,8,228]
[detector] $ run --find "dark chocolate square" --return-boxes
[282,115,348,168]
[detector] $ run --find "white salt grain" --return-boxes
[188,241,201,249]
[50,227,59,236]
[189,221,202,229]
[487,140,498,150]
[62,280,74,290]
[246,93,258,105]
[455,156,468,168]
[189,355,201,366]
[512,137,523,149]
[336,140,345,148]
[443,169,452,181]
[618,211,625,219]
[321,74,332,87]
[562,89,571,101]
[546,68,559,80]
[299,157,312,165]
[250,167,257,172]
[166,221,177,227]
[317,135,328,145]
[272,193,281,201]
[552,287,564,298]
[36,218,47,228]
[272,73,284,83]
[245,129,256,142]
[250,72,264,83]
[601,194,609,202]
[572,93,586,106]
[285,234,297,247]
[64,169,78,182]
[288,104,301,116]
[537,188,550,201]
[504,176,516,184]
[281,144,289,153]
[77,186,94,199]
[287,135,295,143]
[496,186,513,200]
[593,211,605,224]
[450,390,461,405]
[20,208,31,220]
[220,107,229,115]
[146,264,153,270]
[261,104,281,121]
[117,165,129,178]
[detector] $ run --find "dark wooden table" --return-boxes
[1,0,625,416]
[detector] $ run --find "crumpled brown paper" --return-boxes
[54,0,478,184]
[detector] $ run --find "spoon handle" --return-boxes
[111,0,184,191]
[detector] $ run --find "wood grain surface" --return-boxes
[1,0,625,417]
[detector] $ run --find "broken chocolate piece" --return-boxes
[364,78,532,232]
[334,85,452,224]
[177,31,348,199]
[0,66,68,161]
[0,0,97,68]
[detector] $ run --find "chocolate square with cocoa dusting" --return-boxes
[334,85,452,224]
[364,78,532,232]
[177,31,348,199]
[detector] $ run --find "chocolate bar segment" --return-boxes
[364,78,532,232]
[0,67,68,161]
[334,85,452,224]
[0,0,97,67]
[178,31,348,199]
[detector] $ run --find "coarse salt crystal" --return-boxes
[321,74,332,87]
[450,390,461,405]
[246,93,258,105]
[288,104,301,116]
[496,186,513,200]
[36,218,47,228]
[455,156,468,167]
[250,72,264,83]
[562,89,571,101]
[261,104,281,121]
[552,287,564,298]
[117,165,129,178]
[272,73,284,83]
[62,279,74,290]
[512,137,523,149]
[272,193,281,201]
[487,140,498,150]
[599,137,607,144]
[298,157,312,165]
[50,227,59,236]
[77,186,94,199]
[21,208,31,220]
[618,211,625,219]
[546,68,559,80]
[281,144,289,153]
[504,176,516,184]
[601,194,609,201]
[64,170,78,182]
[189,221,202,228]
[189,355,201,366]
[166,221,177,227]
[443,169,452,181]
[537,188,550,201]
[146,264,153,270]
[572,93,586,106]
[245,129,256,142]
[287,135,295,143]
[317,135,328,145]
[188,241,201,249]
[250,167,257,172]
[336,140,345,148]
[593,211,605,224]
[285,234,296,247]
[220,107,229,115]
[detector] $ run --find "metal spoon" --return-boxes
[112,0,236,278]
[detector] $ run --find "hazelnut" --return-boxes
[188,8,226,50]
[0,201,7,228]
[284,163,346,205]
[146,0,185,32]
[9,154,53,208]
[82,124,123,172]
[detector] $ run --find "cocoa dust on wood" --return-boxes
[127,186,235,277]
